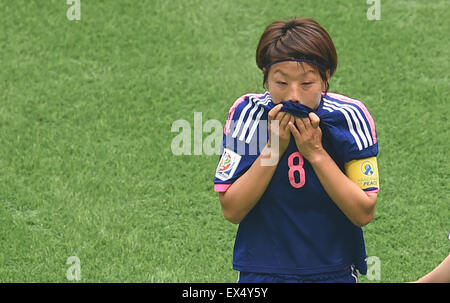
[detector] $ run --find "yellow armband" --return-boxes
[345,156,379,192]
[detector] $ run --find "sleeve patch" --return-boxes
[345,156,379,191]
[215,148,242,181]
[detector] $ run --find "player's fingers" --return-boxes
[268,104,283,121]
[295,117,306,133]
[309,112,320,128]
[279,113,291,130]
[288,122,300,139]
[302,117,312,129]
[289,115,295,129]
[275,111,286,122]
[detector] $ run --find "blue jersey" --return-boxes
[214,91,379,275]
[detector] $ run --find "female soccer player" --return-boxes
[214,18,380,283]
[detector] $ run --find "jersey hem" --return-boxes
[233,262,355,275]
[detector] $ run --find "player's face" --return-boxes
[265,61,328,110]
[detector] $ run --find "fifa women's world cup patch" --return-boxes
[345,156,379,191]
[215,148,242,181]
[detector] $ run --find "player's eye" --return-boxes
[276,81,287,86]
[302,82,313,86]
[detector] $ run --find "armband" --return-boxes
[345,156,379,192]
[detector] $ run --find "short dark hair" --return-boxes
[256,18,337,92]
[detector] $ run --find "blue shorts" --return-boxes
[237,266,358,283]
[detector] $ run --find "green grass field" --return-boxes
[0,0,448,282]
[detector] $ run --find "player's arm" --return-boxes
[219,105,293,224]
[289,113,377,227]
[219,144,280,224]
[415,254,450,283]
[308,153,378,227]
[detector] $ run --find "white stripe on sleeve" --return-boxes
[232,101,253,138]
[239,103,259,142]
[246,107,264,144]
[324,99,373,146]
[322,101,363,150]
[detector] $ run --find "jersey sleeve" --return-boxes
[214,94,269,192]
[321,95,379,163]
[321,94,380,192]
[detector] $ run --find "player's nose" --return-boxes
[287,84,302,103]
[288,91,301,103]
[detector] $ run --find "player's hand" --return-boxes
[288,112,324,162]
[267,104,294,156]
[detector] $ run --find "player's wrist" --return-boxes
[305,148,328,165]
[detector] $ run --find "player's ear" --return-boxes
[321,69,331,92]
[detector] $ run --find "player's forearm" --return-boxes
[416,254,450,283]
[308,150,377,227]
[219,145,280,224]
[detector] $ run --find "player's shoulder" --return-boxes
[223,92,272,135]
[228,92,272,117]
[320,92,378,160]
[322,92,374,118]
[321,92,376,129]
